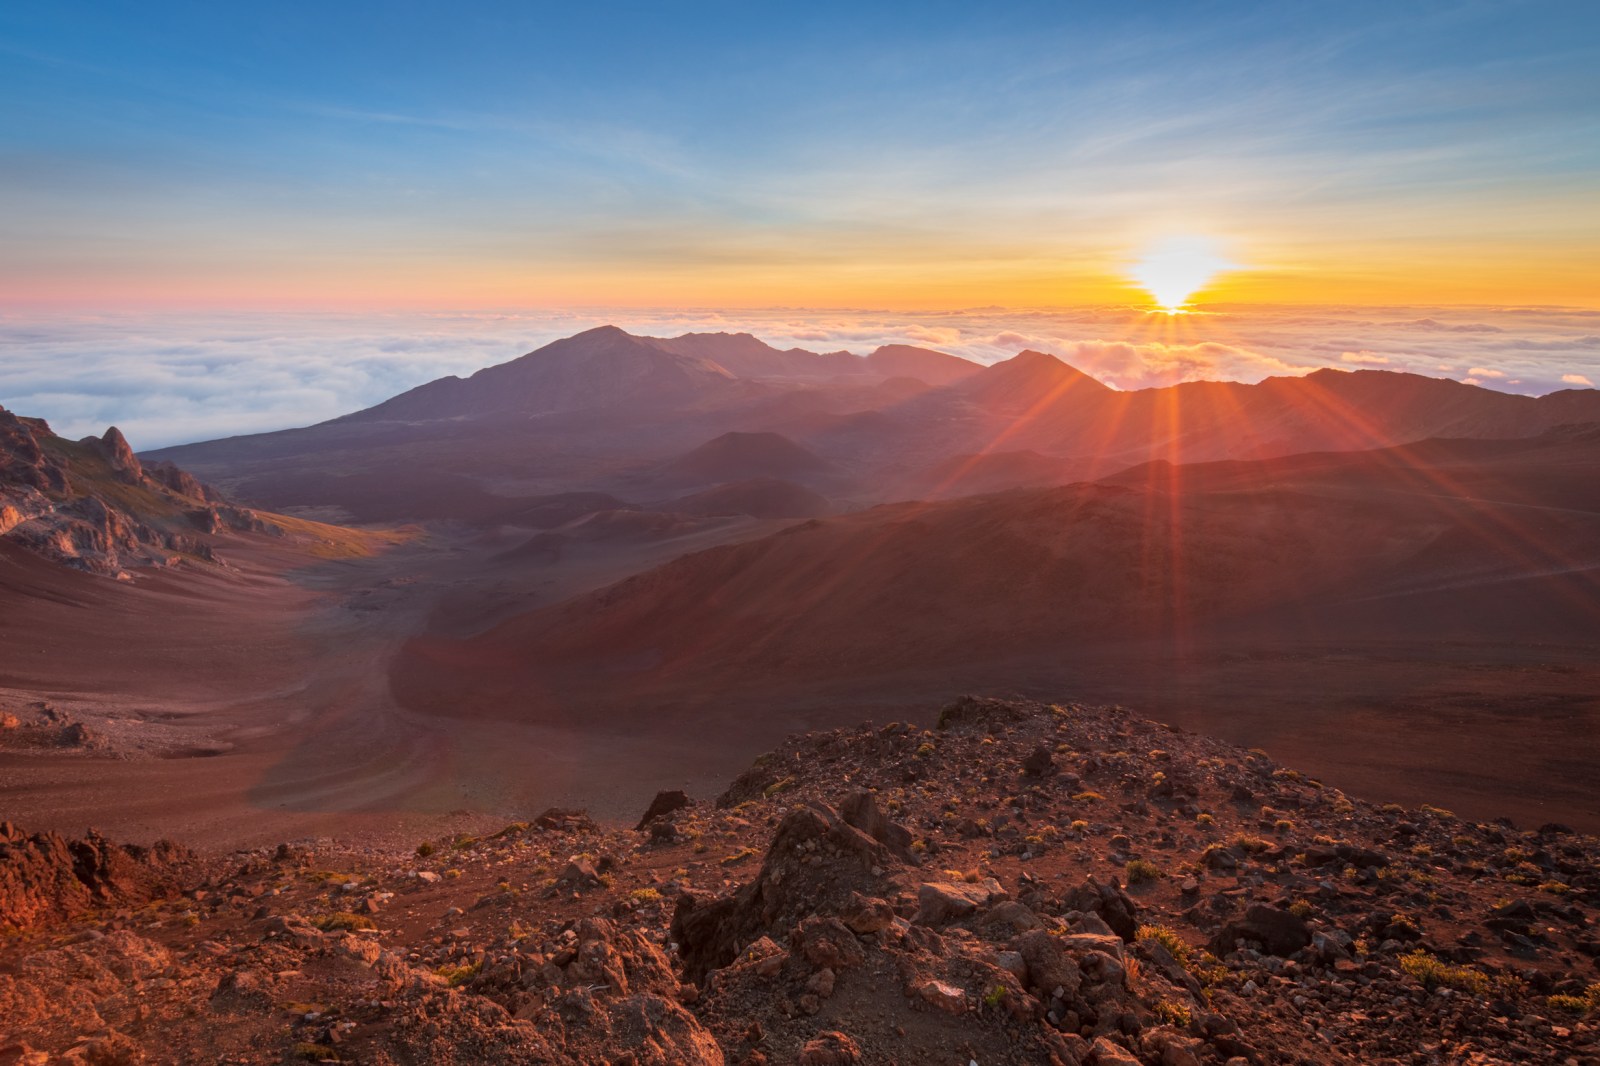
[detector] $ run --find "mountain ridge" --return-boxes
[141,325,1600,525]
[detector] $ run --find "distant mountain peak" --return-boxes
[572,323,632,339]
[863,344,981,386]
[978,349,1108,388]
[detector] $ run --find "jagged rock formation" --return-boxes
[0,821,190,931]
[1,699,1598,1063]
[0,404,280,576]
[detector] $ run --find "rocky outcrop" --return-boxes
[143,459,221,503]
[4,700,1600,1064]
[672,793,914,982]
[0,822,190,931]
[89,426,143,484]
[0,404,279,574]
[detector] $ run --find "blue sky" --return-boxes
[3,1,1597,308]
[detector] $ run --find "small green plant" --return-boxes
[1071,791,1105,803]
[1287,900,1313,919]
[983,984,1008,1008]
[1152,999,1192,1028]
[310,912,375,932]
[1556,982,1600,1015]
[1399,951,1487,994]
[415,842,435,858]
[1125,859,1162,885]
[1490,971,1525,998]
[720,847,758,866]
[629,888,662,904]
[1388,912,1422,937]
[1194,813,1213,826]
[1136,924,1191,966]
[763,776,797,798]
[1189,950,1229,988]
[435,959,483,988]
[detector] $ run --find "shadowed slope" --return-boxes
[339,325,740,422]
[656,431,835,488]
[393,426,1600,716]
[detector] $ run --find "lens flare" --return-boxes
[1131,235,1236,312]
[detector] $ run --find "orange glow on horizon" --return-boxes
[4,241,1597,312]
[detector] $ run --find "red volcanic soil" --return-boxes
[657,430,835,487]
[447,485,1451,674]
[669,477,833,519]
[0,507,805,849]
[0,538,315,703]
[392,430,1600,832]
[0,536,467,849]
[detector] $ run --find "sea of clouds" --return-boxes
[1,305,1595,450]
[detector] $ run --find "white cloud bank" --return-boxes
[0,304,1595,449]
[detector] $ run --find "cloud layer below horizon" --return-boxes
[2,305,1595,450]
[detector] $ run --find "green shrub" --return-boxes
[1399,951,1487,994]
[1125,859,1162,885]
[435,960,483,988]
[310,912,375,932]
[1152,999,1192,1027]
[1136,924,1191,966]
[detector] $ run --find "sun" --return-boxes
[1130,235,1236,312]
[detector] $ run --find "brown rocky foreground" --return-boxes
[2,698,1598,1065]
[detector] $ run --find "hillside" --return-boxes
[4,698,1597,1065]
[388,426,1600,831]
[399,423,1600,692]
[669,477,834,519]
[0,404,287,575]
[822,360,1600,480]
[657,431,837,488]
[145,326,1600,524]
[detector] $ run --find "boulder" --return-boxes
[672,797,915,981]
[1022,742,1056,776]
[635,790,690,831]
[799,1031,861,1065]
[914,878,1006,925]
[1211,903,1310,957]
